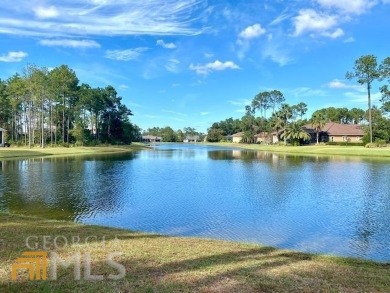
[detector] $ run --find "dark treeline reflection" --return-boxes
[0,153,137,220]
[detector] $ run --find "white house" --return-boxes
[0,127,5,146]
[183,135,199,143]
[231,132,244,143]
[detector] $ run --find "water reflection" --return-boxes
[0,153,136,220]
[1,145,390,262]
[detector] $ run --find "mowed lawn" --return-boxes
[212,143,390,158]
[0,143,147,159]
[1,213,389,293]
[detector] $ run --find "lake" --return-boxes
[1,144,390,262]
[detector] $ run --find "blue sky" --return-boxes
[0,0,389,132]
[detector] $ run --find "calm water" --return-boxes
[1,144,390,262]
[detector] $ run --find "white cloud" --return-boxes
[236,24,267,59]
[344,37,355,43]
[105,47,148,61]
[0,51,28,62]
[33,6,59,19]
[289,87,327,98]
[292,9,340,38]
[0,1,205,37]
[316,0,377,15]
[261,36,293,66]
[238,23,266,39]
[262,48,292,66]
[144,114,162,119]
[345,91,381,103]
[39,39,100,48]
[189,60,240,75]
[156,40,177,49]
[269,13,291,26]
[165,59,180,73]
[229,99,251,107]
[200,111,210,115]
[327,79,363,89]
[322,28,345,38]
[162,110,187,117]
[328,79,349,88]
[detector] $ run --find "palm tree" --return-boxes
[270,113,284,140]
[311,113,327,144]
[281,122,311,146]
[278,104,293,145]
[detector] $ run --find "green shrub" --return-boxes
[365,143,378,148]
[74,141,84,147]
[374,139,387,147]
[326,142,365,146]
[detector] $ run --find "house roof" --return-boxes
[254,131,270,138]
[185,135,199,140]
[142,135,162,139]
[231,132,244,137]
[305,122,364,136]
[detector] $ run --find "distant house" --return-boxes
[0,127,5,146]
[232,131,278,144]
[224,135,233,142]
[231,132,244,143]
[271,131,280,144]
[183,135,199,143]
[254,132,272,144]
[304,122,364,143]
[142,135,162,143]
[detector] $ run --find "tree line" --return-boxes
[0,64,141,147]
[144,126,205,142]
[207,54,390,145]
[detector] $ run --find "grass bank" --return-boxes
[1,213,389,292]
[210,142,390,158]
[0,143,148,160]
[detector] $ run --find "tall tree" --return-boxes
[5,74,26,142]
[0,79,10,129]
[29,66,49,147]
[183,127,197,137]
[350,108,365,124]
[380,57,390,115]
[311,112,327,144]
[296,102,308,120]
[49,65,79,143]
[268,90,285,114]
[278,103,293,145]
[346,55,381,143]
[252,91,271,118]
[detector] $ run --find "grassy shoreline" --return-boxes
[1,213,389,292]
[3,142,390,160]
[0,143,148,160]
[206,142,390,158]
